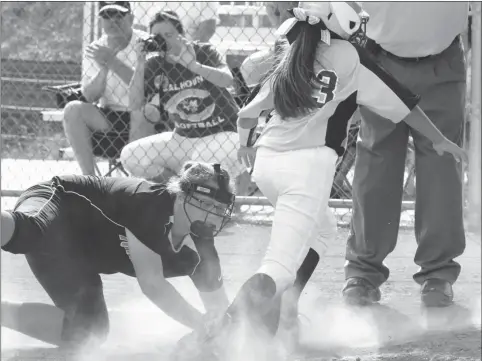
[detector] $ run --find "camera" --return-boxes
[142,34,167,53]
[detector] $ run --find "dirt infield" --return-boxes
[1,220,480,361]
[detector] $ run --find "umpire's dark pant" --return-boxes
[345,36,467,287]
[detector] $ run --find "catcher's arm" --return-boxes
[126,229,204,330]
[189,221,230,314]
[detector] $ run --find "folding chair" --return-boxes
[91,130,130,177]
[43,83,129,177]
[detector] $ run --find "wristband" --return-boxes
[237,125,256,147]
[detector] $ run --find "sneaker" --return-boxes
[421,279,454,308]
[342,277,381,306]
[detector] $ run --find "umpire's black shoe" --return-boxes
[342,277,381,306]
[421,279,454,308]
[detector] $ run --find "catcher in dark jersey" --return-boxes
[120,10,249,192]
[1,161,235,349]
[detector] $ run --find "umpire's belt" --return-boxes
[365,36,459,63]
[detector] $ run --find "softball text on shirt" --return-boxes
[144,42,238,138]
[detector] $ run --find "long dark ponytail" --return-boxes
[269,21,322,119]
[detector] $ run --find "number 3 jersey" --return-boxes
[245,39,421,156]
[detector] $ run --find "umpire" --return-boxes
[343,2,469,307]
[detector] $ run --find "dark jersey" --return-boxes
[144,42,239,138]
[37,175,189,276]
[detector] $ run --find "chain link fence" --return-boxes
[1,2,480,229]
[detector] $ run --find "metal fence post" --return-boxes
[468,1,481,234]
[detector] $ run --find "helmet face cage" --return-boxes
[183,164,235,236]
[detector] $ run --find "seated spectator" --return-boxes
[120,10,251,194]
[131,1,219,43]
[62,1,151,175]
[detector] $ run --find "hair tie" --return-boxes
[282,8,329,45]
[287,8,327,30]
[291,7,322,26]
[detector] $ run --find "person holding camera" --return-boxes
[132,1,219,43]
[62,1,153,175]
[120,10,248,189]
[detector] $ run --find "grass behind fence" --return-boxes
[1,2,84,63]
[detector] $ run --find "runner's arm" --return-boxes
[189,222,229,314]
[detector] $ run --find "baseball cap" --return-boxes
[98,1,131,15]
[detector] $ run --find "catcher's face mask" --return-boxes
[183,164,235,236]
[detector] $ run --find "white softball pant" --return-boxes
[252,146,338,292]
[120,131,245,179]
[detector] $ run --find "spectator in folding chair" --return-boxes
[62,1,153,176]
[120,10,253,195]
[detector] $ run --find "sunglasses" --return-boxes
[100,10,127,20]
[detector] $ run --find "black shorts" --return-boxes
[91,107,130,159]
[2,183,109,346]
